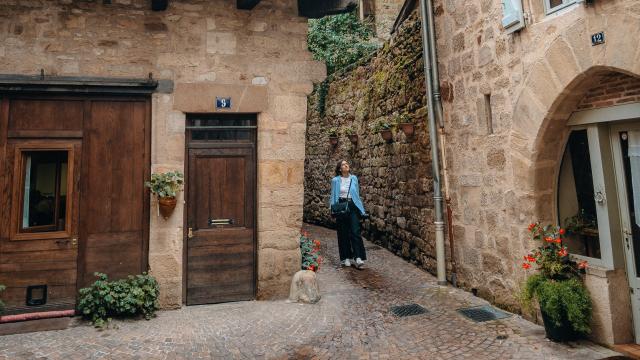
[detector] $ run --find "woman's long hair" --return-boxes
[335,160,348,176]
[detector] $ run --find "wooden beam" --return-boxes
[298,0,357,18]
[237,0,261,10]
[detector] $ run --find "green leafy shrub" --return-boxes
[145,171,184,198]
[300,230,322,272]
[520,222,592,336]
[326,126,339,138]
[370,119,393,133]
[522,274,592,335]
[307,11,379,75]
[78,272,160,327]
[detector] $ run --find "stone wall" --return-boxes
[371,0,405,39]
[0,0,325,306]
[304,15,443,272]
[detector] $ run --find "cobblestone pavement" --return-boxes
[0,224,625,360]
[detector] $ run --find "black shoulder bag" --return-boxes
[331,178,352,218]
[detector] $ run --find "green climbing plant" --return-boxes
[307,11,379,75]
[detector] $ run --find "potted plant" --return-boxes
[521,222,591,342]
[327,127,339,146]
[343,126,358,144]
[300,230,323,272]
[371,119,393,142]
[397,113,414,136]
[145,171,184,219]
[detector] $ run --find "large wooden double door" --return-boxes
[185,114,257,305]
[0,96,150,312]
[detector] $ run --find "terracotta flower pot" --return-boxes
[348,134,358,144]
[380,129,393,142]
[399,123,414,136]
[329,136,338,146]
[158,196,177,219]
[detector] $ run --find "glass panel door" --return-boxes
[611,125,640,344]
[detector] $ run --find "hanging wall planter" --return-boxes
[380,129,393,142]
[326,127,339,147]
[348,134,359,144]
[399,122,414,136]
[329,136,338,146]
[145,170,184,219]
[158,196,177,218]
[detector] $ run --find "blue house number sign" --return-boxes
[216,97,232,109]
[591,32,605,46]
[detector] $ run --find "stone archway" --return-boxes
[508,11,640,223]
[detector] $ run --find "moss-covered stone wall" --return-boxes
[304,14,442,272]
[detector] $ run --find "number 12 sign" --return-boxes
[216,97,232,109]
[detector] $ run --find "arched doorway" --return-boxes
[533,69,640,344]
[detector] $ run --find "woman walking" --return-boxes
[330,160,367,269]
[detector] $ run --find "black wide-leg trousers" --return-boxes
[336,200,367,261]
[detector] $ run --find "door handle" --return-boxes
[188,227,194,239]
[71,238,78,248]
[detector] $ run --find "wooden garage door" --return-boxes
[186,114,257,305]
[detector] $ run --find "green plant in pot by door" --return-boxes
[521,223,591,342]
[145,171,184,219]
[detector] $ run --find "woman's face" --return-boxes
[340,161,350,174]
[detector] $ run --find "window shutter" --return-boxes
[501,0,525,34]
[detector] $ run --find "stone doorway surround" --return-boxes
[507,12,640,345]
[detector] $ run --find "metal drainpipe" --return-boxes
[418,0,447,286]
[425,0,457,286]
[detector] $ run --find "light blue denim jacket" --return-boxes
[330,174,366,216]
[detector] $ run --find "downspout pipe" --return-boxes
[418,0,447,285]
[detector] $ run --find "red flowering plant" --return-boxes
[300,230,323,272]
[521,222,592,341]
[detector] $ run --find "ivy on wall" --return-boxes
[307,11,380,76]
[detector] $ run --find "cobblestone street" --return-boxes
[0,224,624,360]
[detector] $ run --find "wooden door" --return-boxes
[186,146,256,305]
[78,100,150,286]
[0,139,81,311]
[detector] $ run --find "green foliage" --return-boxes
[370,119,394,133]
[396,113,412,124]
[342,125,355,136]
[78,272,160,327]
[316,80,329,117]
[145,171,184,198]
[522,274,592,335]
[307,11,379,75]
[326,126,339,137]
[0,284,5,314]
[300,230,322,271]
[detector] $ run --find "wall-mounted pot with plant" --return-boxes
[343,125,358,145]
[327,127,339,146]
[371,119,394,142]
[145,170,184,219]
[397,113,414,136]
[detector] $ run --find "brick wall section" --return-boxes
[304,14,443,272]
[577,72,640,110]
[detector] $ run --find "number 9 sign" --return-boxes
[216,97,232,109]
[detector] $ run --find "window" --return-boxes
[558,130,601,259]
[11,143,75,240]
[545,0,576,14]
[20,151,68,233]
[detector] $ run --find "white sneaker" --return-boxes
[355,258,365,269]
[342,259,351,267]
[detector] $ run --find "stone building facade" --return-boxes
[0,0,324,311]
[432,0,640,345]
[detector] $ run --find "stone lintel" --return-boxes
[174,83,267,113]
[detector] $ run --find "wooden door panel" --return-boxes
[8,99,83,131]
[186,146,256,305]
[0,138,81,310]
[80,100,147,286]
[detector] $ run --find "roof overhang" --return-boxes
[297,0,357,18]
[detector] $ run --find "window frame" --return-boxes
[544,0,577,15]
[10,142,75,241]
[557,124,616,269]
